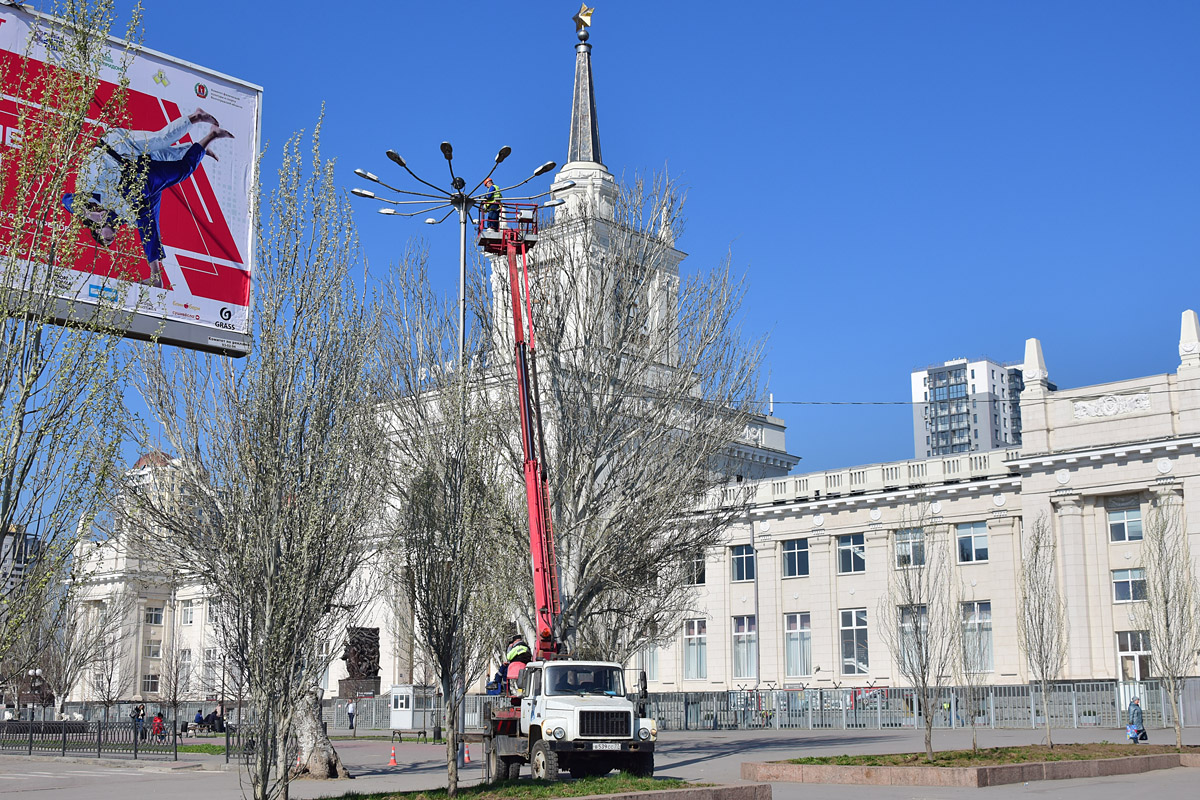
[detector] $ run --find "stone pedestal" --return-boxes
[338,678,381,699]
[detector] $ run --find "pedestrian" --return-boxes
[131,704,146,741]
[151,711,165,744]
[347,700,356,731]
[1127,696,1146,744]
[60,109,234,289]
[481,177,502,230]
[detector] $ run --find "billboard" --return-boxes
[0,7,260,355]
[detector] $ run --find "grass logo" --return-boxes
[152,69,170,87]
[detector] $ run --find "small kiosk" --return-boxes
[389,684,416,731]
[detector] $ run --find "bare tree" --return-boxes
[1137,491,1200,750]
[158,595,193,736]
[1017,513,1067,748]
[877,506,958,761]
[86,590,138,722]
[0,0,142,669]
[381,253,521,797]
[477,175,765,661]
[953,585,994,752]
[130,117,388,800]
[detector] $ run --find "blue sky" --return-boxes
[120,0,1199,473]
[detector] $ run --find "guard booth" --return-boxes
[389,685,415,731]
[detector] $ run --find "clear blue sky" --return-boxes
[119,0,1199,473]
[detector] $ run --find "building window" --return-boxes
[1117,631,1151,681]
[202,648,218,690]
[1112,569,1147,603]
[840,608,869,675]
[731,544,756,582]
[898,604,927,672]
[1108,506,1143,543]
[180,599,195,626]
[961,601,993,672]
[957,521,989,562]
[179,649,192,693]
[782,539,809,578]
[895,528,925,568]
[687,552,706,585]
[838,534,866,574]
[639,645,659,682]
[143,639,161,659]
[784,613,812,678]
[144,606,164,625]
[683,619,707,680]
[141,674,160,694]
[732,615,757,680]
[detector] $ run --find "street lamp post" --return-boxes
[26,668,42,753]
[353,143,564,369]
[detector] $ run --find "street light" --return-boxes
[353,143,566,368]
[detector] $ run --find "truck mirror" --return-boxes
[639,670,648,699]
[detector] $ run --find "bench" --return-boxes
[391,728,428,744]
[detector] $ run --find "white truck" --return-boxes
[485,661,656,781]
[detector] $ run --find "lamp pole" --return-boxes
[353,143,563,370]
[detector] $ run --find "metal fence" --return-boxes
[646,679,1198,732]
[0,719,176,759]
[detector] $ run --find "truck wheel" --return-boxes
[505,757,523,780]
[487,747,505,783]
[530,740,560,781]
[627,752,654,777]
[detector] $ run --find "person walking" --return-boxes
[130,704,146,741]
[346,700,356,731]
[1127,696,1146,744]
[481,177,502,230]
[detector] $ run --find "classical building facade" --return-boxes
[645,313,1200,692]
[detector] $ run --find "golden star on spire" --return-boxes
[573,4,595,33]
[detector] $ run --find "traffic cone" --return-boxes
[388,744,398,767]
[464,743,471,764]
[295,752,302,768]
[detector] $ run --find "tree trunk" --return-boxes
[1167,681,1183,750]
[923,690,934,761]
[1041,679,1053,748]
[445,677,460,797]
[293,689,351,780]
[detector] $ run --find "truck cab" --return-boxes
[486,660,656,780]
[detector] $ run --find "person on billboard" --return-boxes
[61,108,233,289]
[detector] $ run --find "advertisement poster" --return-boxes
[0,7,260,354]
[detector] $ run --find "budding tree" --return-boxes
[1137,491,1200,750]
[381,253,521,797]
[478,175,765,661]
[1017,513,1067,748]
[130,118,388,800]
[0,0,140,669]
[877,506,957,761]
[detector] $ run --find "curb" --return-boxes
[742,754,1198,787]
[565,786,772,800]
[0,754,206,771]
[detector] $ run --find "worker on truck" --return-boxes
[504,634,532,688]
[481,177,502,230]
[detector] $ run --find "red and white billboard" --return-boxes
[0,7,260,355]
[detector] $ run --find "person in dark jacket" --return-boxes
[1127,696,1145,743]
[481,178,502,230]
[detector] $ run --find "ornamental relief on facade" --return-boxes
[1072,392,1150,420]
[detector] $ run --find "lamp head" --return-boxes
[440,141,453,161]
[424,218,437,224]
[386,150,406,168]
[452,176,466,191]
[354,169,380,183]
[496,145,512,164]
[533,160,557,177]
[378,208,397,215]
[543,199,566,208]
[350,188,375,199]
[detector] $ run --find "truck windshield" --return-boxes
[544,665,625,696]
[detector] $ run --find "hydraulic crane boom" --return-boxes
[478,207,561,661]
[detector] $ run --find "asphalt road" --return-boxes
[0,726,1196,799]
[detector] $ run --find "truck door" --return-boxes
[520,668,542,735]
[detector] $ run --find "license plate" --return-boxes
[592,742,620,751]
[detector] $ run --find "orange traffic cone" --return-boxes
[295,752,302,768]
[388,744,398,767]
[464,743,471,764]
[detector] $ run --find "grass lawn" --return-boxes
[178,743,228,755]
[787,743,1200,767]
[327,774,691,800]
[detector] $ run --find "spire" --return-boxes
[1022,337,1051,394]
[567,6,603,166]
[1180,309,1200,371]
